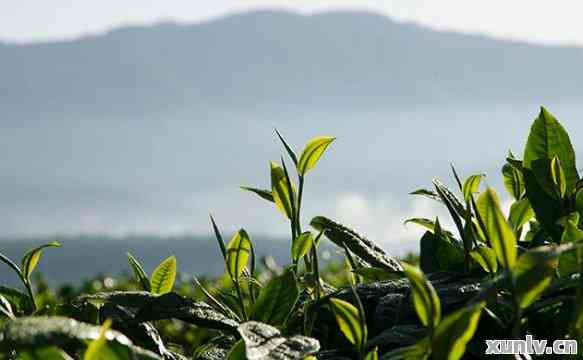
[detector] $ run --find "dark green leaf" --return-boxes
[127,253,151,292]
[514,246,559,309]
[250,269,299,326]
[241,186,274,203]
[274,129,298,166]
[523,107,579,193]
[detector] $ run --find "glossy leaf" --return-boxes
[226,229,252,281]
[462,174,485,201]
[21,241,61,280]
[476,188,517,269]
[270,161,295,219]
[150,256,176,295]
[127,253,151,292]
[291,232,313,262]
[329,298,366,347]
[432,303,484,360]
[0,294,15,319]
[523,107,579,193]
[250,269,299,326]
[401,262,441,328]
[297,136,335,175]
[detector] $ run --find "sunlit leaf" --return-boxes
[502,163,524,200]
[558,219,583,277]
[297,136,335,175]
[514,246,559,309]
[550,156,567,198]
[21,241,61,280]
[476,188,517,269]
[364,347,378,360]
[401,262,441,328]
[469,246,498,274]
[241,186,274,203]
[84,319,112,360]
[271,161,295,219]
[432,303,484,360]
[226,229,252,281]
[462,174,485,201]
[329,298,366,347]
[291,232,313,262]
[149,256,176,295]
[508,198,534,232]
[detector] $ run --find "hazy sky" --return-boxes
[1,1,583,45]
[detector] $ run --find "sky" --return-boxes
[1,0,583,45]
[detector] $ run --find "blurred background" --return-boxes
[1,1,583,284]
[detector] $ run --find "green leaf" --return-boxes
[0,285,32,314]
[329,298,366,347]
[401,262,441,329]
[476,188,517,270]
[240,186,274,203]
[149,256,177,295]
[84,319,112,360]
[364,347,378,360]
[514,246,559,309]
[21,241,61,280]
[226,229,252,281]
[381,338,430,360]
[508,198,534,232]
[352,267,397,281]
[469,246,498,274]
[250,269,299,326]
[270,161,295,219]
[18,347,74,360]
[127,253,151,292]
[291,232,313,262]
[462,174,485,201]
[523,107,579,193]
[502,163,525,200]
[432,303,484,360]
[226,340,246,360]
[419,231,464,273]
[297,136,336,175]
[550,156,567,198]
[404,218,437,233]
[558,219,583,277]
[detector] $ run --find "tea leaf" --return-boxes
[226,340,246,360]
[297,136,335,175]
[226,229,252,281]
[241,186,275,203]
[462,174,485,201]
[514,246,559,309]
[271,161,295,219]
[238,321,320,360]
[291,231,313,262]
[502,163,525,200]
[432,303,484,360]
[127,252,151,292]
[404,218,437,233]
[364,347,378,360]
[311,216,403,273]
[329,298,366,347]
[508,198,534,231]
[381,338,430,360]
[352,267,396,281]
[21,241,61,280]
[150,256,176,295]
[84,319,112,360]
[476,188,517,270]
[401,262,441,328]
[558,219,583,277]
[250,269,299,326]
[0,294,15,319]
[550,156,567,198]
[18,347,74,360]
[274,128,298,166]
[469,246,498,274]
[523,107,579,193]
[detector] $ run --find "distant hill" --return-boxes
[0,10,582,248]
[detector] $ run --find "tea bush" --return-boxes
[1,107,583,359]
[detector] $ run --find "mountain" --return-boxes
[1,10,582,252]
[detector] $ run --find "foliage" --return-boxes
[1,107,583,359]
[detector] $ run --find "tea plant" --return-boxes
[1,107,583,359]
